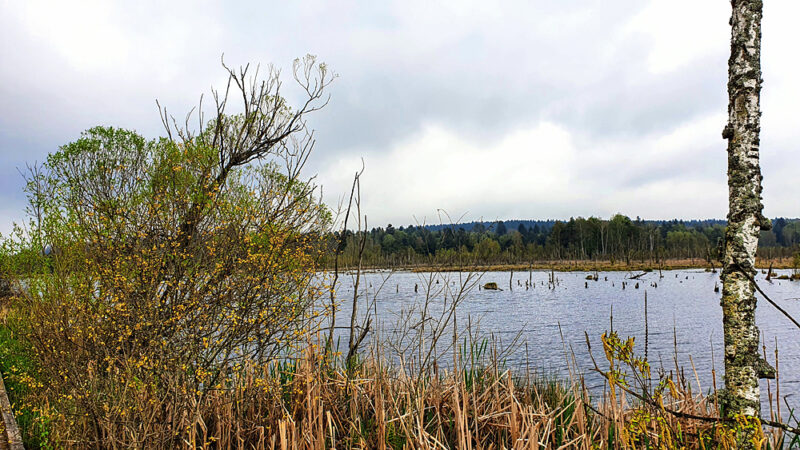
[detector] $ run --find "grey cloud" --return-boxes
[1,0,796,233]
[551,55,727,138]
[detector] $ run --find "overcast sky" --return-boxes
[1,0,797,233]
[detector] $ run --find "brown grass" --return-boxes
[5,323,797,449]
[34,340,767,449]
[405,257,798,273]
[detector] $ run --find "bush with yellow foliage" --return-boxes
[2,57,333,447]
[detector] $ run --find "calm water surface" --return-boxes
[331,269,800,418]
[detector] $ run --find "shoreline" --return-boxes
[329,257,798,274]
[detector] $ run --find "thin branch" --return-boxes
[734,265,800,331]
[584,332,800,435]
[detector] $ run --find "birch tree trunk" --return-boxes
[721,0,772,425]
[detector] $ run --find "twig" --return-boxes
[734,266,800,331]
[583,332,800,435]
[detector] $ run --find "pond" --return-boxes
[329,268,800,420]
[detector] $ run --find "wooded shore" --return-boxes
[338,257,800,273]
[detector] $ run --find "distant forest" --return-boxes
[328,215,800,268]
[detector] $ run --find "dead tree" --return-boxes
[720,0,774,427]
[345,172,371,371]
[325,165,363,358]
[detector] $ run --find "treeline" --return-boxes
[327,215,800,268]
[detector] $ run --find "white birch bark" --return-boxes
[721,0,771,423]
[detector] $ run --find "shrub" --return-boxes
[3,57,333,447]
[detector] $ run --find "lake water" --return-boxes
[329,269,800,420]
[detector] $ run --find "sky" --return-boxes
[0,0,798,234]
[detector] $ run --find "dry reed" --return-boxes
[45,338,770,449]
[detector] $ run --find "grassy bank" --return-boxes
[0,323,51,447]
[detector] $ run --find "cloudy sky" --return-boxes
[1,0,797,233]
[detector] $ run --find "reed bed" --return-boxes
[4,328,798,448]
[37,339,785,450]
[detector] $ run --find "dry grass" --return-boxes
[405,257,798,273]
[4,326,797,449]
[32,340,758,450]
